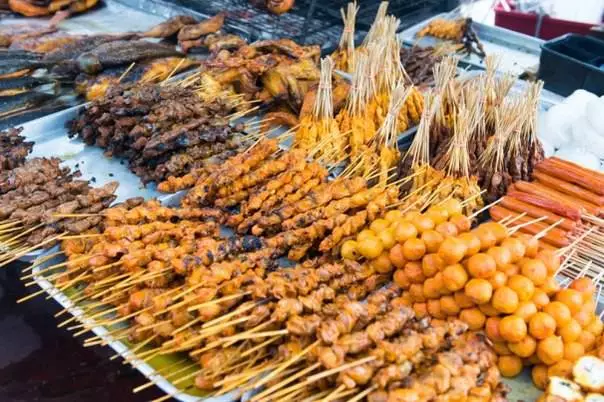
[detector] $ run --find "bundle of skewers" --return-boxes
[0,127,119,264]
[67,80,253,184]
[416,16,486,58]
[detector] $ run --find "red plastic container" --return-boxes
[494,3,598,40]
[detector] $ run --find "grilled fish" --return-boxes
[0,89,54,117]
[76,40,182,74]
[0,49,42,61]
[42,33,140,63]
[177,13,225,41]
[144,15,197,38]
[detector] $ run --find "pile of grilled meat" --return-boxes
[67,82,249,185]
[0,127,119,248]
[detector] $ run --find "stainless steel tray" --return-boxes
[30,252,240,402]
[399,13,544,76]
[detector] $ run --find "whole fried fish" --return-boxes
[144,15,197,38]
[76,40,182,74]
[177,13,225,41]
[42,33,140,63]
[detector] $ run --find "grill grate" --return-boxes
[178,0,455,51]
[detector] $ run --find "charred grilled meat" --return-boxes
[143,15,197,38]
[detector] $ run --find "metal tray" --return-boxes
[29,251,240,402]
[399,12,544,76]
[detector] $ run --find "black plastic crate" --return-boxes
[538,34,604,96]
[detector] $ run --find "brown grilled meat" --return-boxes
[144,15,197,38]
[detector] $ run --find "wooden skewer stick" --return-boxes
[250,340,320,393]
[468,197,502,219]
[201,301,259,329]
[250,362,320,401]
[0,232,65,268]
[500,212,527,227]
[23,250,65,275]
[186,291,250,312]
[508,215,548,234]
[557,227,596,257]
[347,385,378,402]
[533,218,565,240]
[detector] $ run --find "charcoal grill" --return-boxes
[175,0,458,51]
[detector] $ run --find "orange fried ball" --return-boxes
[438,237,467,264]
[547,359,574,378]
[404,262,425,284]
[516,233,539,258]
[492,286,519,314]
[413,302,428,318]
[543,302,572,328]
[411,215,435,234]
[449,213,471,233]
[394,221,418,243]
[532,365,549,390]
[388,244,407,269]
[586,319,603,337]
[458,232,481,256]
[492,341,512,356]
[435,222,459,238]
[536,249,560,275]
[532,289,550,309]
[442,264,468,292]
[340,240,360,260]
[498,355,523,377]
[501,237,526,263]
[464,278,493,305]
[529,312,557,340]
[409,284,426,303]
[393,269,410,289]
[425,205,449,225]
[422,253,444,278]
[520,259,548,286]
[577,330,596,350]
[540,277,561,296]
[485,317,504,342]
[356,235,383,259]
[423,277,442,299]
[569,277,596,301]
[489,271,507,290]
[442,198,463,216]
[509,335,537,358]
[507,275,535,302]
[555,289,584,314]
[466,253,497,279]
[499,315,528,343]
[481,222,508,243]
[459,308,486,330]
[370,219,390,233]
[487,246,512,269]
[427,299,445,319]
[515,301,538,322]
[563,342,585,362]
[454,290,475,309]
[473,227,497,251]
[479,302,500,317]
[402,238,426,261]
[384,210,404,223]
[559,319,582,343]
[421,230,444,254]
[440,295,460,316]
[377,229,396,250]
[537,335,564,365]
[370,252,393,274]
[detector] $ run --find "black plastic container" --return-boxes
[538,33,604,96]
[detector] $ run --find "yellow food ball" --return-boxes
[501,237,526,263]
[532,290,550,310]
[485,317,504,342]
[544,302,572,328]
[532,364,549,390]
[357,235,384,259]
[404,261,425,284]
[586,318,603,337]
[412,215,436,234]
[449,213,471,233]
[425,205,449,225]
[492,341,513,356]
[356,229,375,242]
[427,299,445,319]
[569,277,596,298]
[394,221,418,243]
[487,246,512,270]
[489,271,508,290]
[577,331,596,351]
[547,359,574,378]
[520,259,548,286]
[529,312,557,340]
[442,198,463,216]
[402,238,426,261]
[540,277,561,297]
[498,355,523,377]
[492,286,519,314]
[559,319,582,343]
[574,310,594,328]
[555,289,584,314]
[435,222,459,238]
[464,278,493,305]
[454,290,475,309]
[458,232,481,256]
[537,336,564,365]
[384,210,404,223]
[500,315,528,343]
[370,218,390,233]
[393,269,410,289]
[440,295,460,316]
[515,301,538,322]
[388,243,407,269]
[422,253,444,278]
[509,335,537,358]
[466,253,497,279]
[423,277,441,300]
[370,252,393,274]
[536,249,560,275]
[563,342,585,362]
[508,275,535,302]
[409,284,426,303]
[438,237,467,265]
[340,240,359,260]
[413,302,428,318]
[377,228,396,250]
[442,264,469,292]
[421,230,444,254]
[479,302,501,317]
[460,308,486,331]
